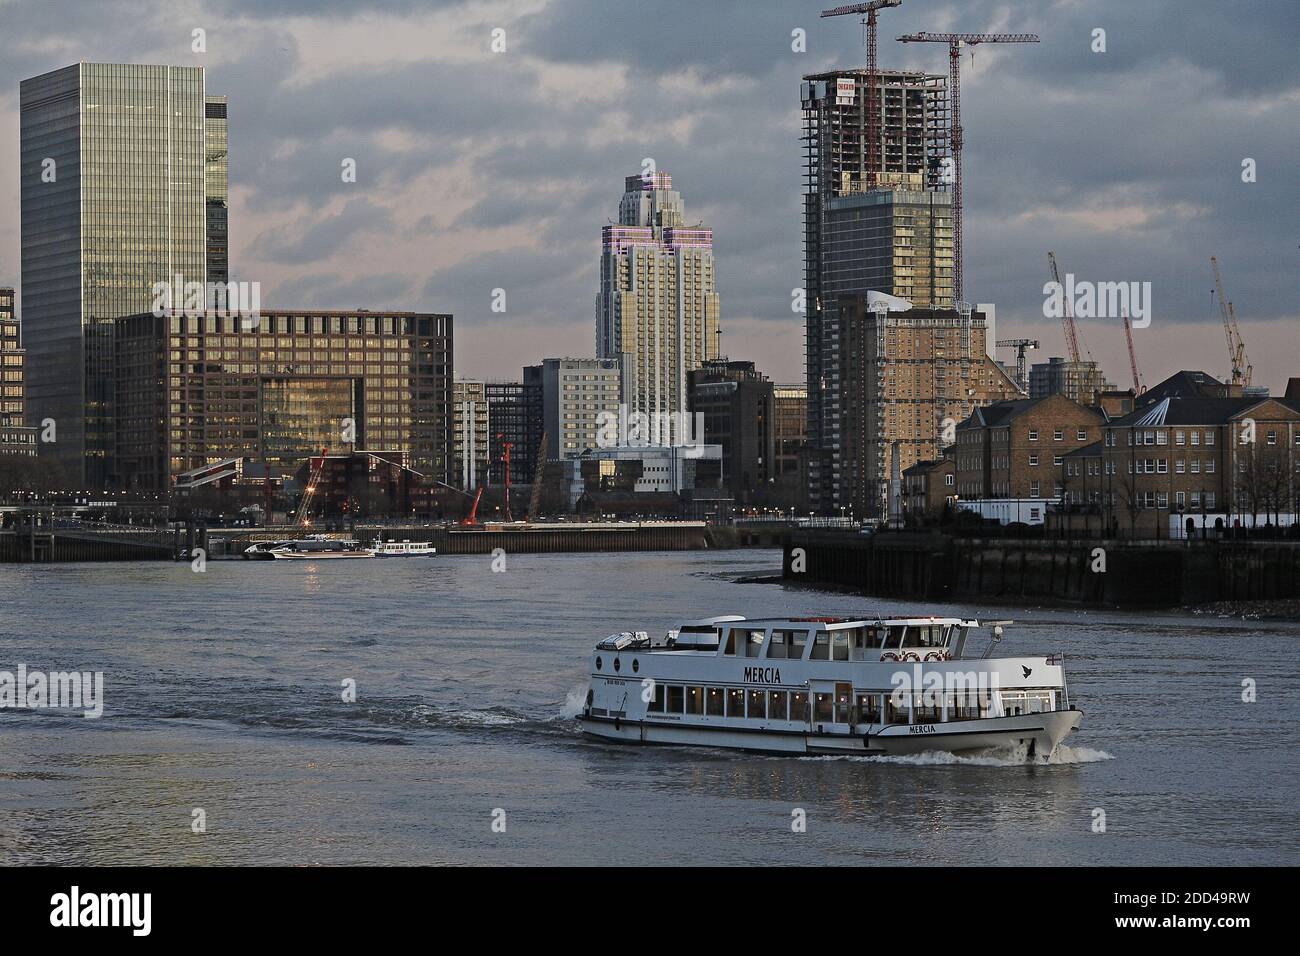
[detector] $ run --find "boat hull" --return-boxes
[578,709,1082,759]
[269,551,373,559]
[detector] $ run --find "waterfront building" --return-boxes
[485,379,543,485]
[687,359,774,504]
[20,63,227,487]
[528,357,622,460]
[834,296,1020,518]
[113,309,452,490]
[801,67,949,511]
[952,394,1105,502]
[1,287,37,459]
[902,457,956,521]
[596,172,719,438]
[452,379,489,491]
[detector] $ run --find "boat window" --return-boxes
[706,688,725,716]
[667,685,684,714]
[857,694,881,723]
[845,627,865,649]
[834,685,853,723]
[768,691,787,720]
[769,629,803,659]
[742,630,765,658]
[810,633,830,660]
[940,625,954,647]
[722,630,737,655]
[748,690,767,719]
[686,686,704,715]
[726,688,745,718]
[864,627,884,648]
[832,632,850,661]
[948,691,975,720]
[813,692,833,722]
[647,683,664,713]
[913,693,941,723]
[886,625,906,649]
[901,626,924,648]
[790,692,809,722]
[885,694,908,724]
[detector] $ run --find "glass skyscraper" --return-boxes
[20,63,226,487]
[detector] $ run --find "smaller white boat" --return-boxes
[367,540,437,557]
[269,538,373,559]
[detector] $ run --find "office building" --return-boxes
[20,63,225,487]
[528,358,622,460]
[687,359,774,503]
[114,309,452,490]
[485,380,543,485]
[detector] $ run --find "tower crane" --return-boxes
[1121,310,1144,393]
[821,2,902,191]
[1047,251,1081,364]
[1210,256,1252,387]
[897,31,1039,302]
[995,338,1038,393]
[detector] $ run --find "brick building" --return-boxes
[953,394,1105,501]
[902,456,955,521]
[1066,394,1300,536]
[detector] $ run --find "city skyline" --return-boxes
[0,0,1296,393]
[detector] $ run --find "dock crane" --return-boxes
[1047,251,1082,364]
[1210,256,1252,387]
[821,2,902,191]
[995,338,1038,392]
[897,31,1039,302]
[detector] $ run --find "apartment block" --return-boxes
[1,287,37,458]
[687,359,774,503]
[1029,356,1114,407]
[835,297,1020,517]
[485,380,543,484]
[452,379,489,491]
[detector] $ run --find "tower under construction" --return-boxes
[801,67,951,511]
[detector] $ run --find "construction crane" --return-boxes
[526,430,548,521]
[821,2,902,191]
[1121,310,1144,393]
[1210,256,1252,387]
[1047,251,1082,364]
[897,31,1039,302]
[995,338,1038,392]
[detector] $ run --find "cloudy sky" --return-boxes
[1,0,1296,390]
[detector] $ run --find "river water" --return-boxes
[1,550,1296,865]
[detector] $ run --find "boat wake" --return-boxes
[802,742,1114,766]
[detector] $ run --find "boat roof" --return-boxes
[680,615,978,630]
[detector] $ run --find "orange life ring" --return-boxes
[881,652,900,662]
[903,652,921,663]
[924,651,945,662]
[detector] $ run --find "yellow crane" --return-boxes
[1210,256,1252,387]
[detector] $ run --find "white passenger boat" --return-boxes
[577,615,1082,758]
[268,538,373,559]
[367,540,437,557]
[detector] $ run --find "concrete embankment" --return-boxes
[782,531,1300,608]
